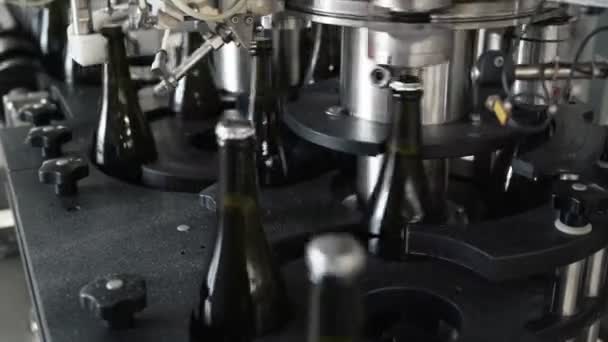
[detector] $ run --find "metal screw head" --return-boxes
[105,279,124,291]
[572,183,588,191]
[494,56,504,68]
[245,16,254,25]
[231,16,239,23]
[177,224,191,232]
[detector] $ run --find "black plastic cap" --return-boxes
[26,125,72,158]
[79,274,147,330]
[19,102,60,126]
[552,180,608,227]
[38,156,89,196]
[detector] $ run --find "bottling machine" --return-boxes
[2,0,608,341]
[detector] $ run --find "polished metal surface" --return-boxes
[582,249,606,342]
[286,0,554,29]
[340,27,392,124]
[372,0,451,13]
[71,0,93,35]
[273,15,305,90]
[368,27,452,67]
[556,260,585,317]
[212,42,250,94]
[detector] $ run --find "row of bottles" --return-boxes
[191,113,365,341]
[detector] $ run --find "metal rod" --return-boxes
[154,34,227,95]
[70,0,93,35]
[582,248,607,342]
[514,62,608,80]
[556,259,586,342]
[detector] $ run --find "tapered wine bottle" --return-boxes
[247,37,288,186]
[366,77,434,260]
[39,0,68,80]
[306,233,366,342]
[191,113,287,341]
[90,24,156,182]
[172,32,221,119]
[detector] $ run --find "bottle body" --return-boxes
[247,37,288,186]
[367,79,434,260]
[90,25,156,182]
[191,114,287,341]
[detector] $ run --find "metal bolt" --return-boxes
[105,278,124,291]
[177,224,191,232]
[494,56,504,68]
[245,16,254,25]
[572,183,588,192]
[231,16,239,24]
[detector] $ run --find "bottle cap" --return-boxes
[305,233,366,283]
[215,111,255,143]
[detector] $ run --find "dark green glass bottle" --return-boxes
[90,25,157,182]
[191,113,287,341]
[366,77,434,260]
[247,37,288,186]
[39,0,68,80]
[172,32,221,119]
[306,233,366,342]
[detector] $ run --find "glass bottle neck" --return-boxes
[102,27,131,83]
[217,138,259,207]
[249,47,274,103]
[308,276,362,342]
[388,89,423,157]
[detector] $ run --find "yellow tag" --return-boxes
[493,100,509,126]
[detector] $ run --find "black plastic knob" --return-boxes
[552,180,608,228]
[18,102,61,126]
[25,125,72,159]
[38,156,89,196]
[79,274,147,329]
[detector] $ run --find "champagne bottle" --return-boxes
[172,32,221,119]
[191,113,287,341]
[90,25,157,182]
[306,233,366,342]
[366,77,434,260]
[39,0,68,80]
[247,37,289,186]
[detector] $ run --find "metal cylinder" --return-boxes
[582,248,606,342]
[553,259,586,342]
[368,27,452,68]
[340,27,391,124]
[556,260,585,317]
[273,15,303,90]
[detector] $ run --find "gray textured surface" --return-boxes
[6,160,355,342]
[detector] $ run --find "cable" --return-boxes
[563,26,608,103]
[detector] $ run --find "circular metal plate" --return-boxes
[286,0,561,29]
[284,80,521,158]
